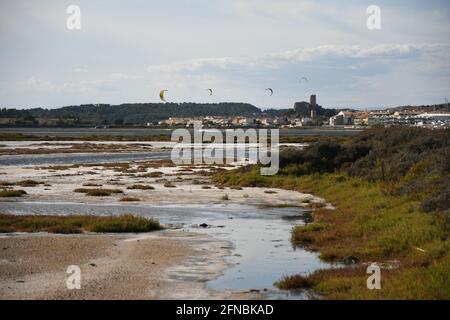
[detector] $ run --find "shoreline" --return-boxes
[0,156,324,299]
[0,230,259,300]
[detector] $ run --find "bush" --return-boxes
[275,274,314,290]
[0,189,27,197]
[127,184,155,190]
[17,180,41,187]
[74,188,123,196]
[421,184,450,213]
[88,215,161,233]
[163,182,176,188]
[278,127,450,214]
[119,196,141,202]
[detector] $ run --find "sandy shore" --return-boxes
[0,231,254,300]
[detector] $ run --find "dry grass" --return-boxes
[139,171,164,178]
[119,196,141,202]
[127,184,155,190]
[275,274,314,290]
[0,189,27,197]
[0,180,41,187]
[163,182,176,188]
[73,188,123,196]
[82,183,103,187]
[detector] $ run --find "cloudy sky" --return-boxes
[1,0,449,110]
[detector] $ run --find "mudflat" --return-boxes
[0,232,195,299]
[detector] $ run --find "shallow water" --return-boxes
[0,201,331,298]
[0,151,171,166]
[2,127,362,138]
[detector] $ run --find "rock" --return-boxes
[342,256,358,264]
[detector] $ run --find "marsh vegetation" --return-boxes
[214,127,450,299]
[0,214,162,234]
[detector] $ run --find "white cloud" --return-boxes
[73,68,88,73]
[109,73,143,80]
[147,43,450,73]
[147,57,245,73]
[143,43,450,109]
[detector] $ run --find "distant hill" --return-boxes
[2,101,446,128]
[387,103,450,113]
[0,103,262,127]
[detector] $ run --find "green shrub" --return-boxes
[0,214,161,234]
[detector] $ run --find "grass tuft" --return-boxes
[0,189,27,197]
[119,196,141,202]
[127,184,155,190]
[16,180,41,187]
[275,274,314,290]
[74,188,123,196]
[0,214,162,234]
[163,182,176,188]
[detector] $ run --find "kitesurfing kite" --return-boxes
[265,88,274,96]
[300,77,308,83]
[159,89,168,102]
[207,88,213,96]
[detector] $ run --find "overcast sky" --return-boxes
[1,0,449,110]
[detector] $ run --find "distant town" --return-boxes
[1,96,450,129]
[159,95,450,129]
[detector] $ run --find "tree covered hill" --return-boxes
[0,102,262,127]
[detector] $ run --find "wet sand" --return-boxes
[0,231,253,300]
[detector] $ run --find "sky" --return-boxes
[0,0,449,110]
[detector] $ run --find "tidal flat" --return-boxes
[0,140,330,300]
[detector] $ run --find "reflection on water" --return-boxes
[0,201,331,298]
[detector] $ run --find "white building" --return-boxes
[329,111,354,126]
